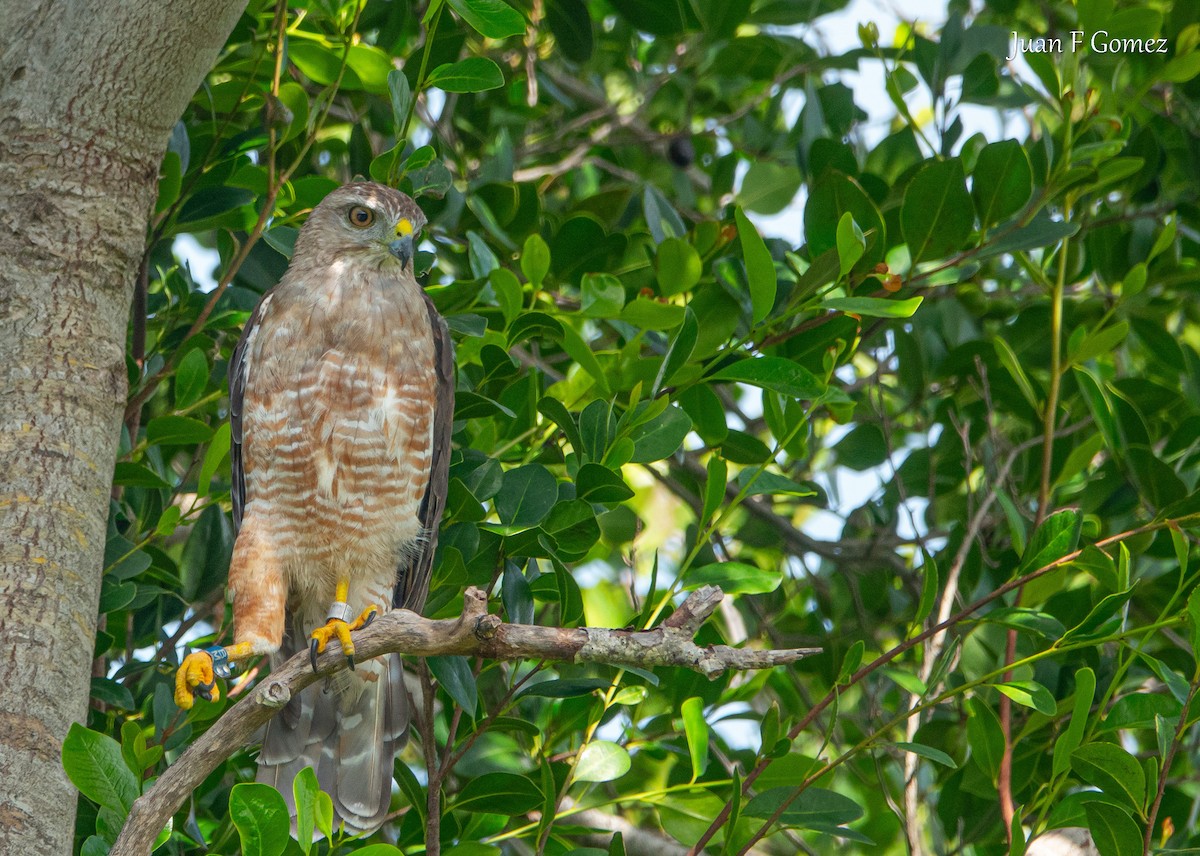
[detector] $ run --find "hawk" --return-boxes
[174,182,454,835]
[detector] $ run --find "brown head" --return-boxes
[292,182,427,272]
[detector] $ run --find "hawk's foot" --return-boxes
[174,646,231,709]
[309,605,378,671]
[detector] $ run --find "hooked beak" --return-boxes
[389,234,414,269]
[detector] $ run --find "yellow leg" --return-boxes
[309,579,378,671]
[174,640,258,710]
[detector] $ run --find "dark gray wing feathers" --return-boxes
[227,292,272,532]
[395,295,454,614]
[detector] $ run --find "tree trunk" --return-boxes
[0,2,245,852]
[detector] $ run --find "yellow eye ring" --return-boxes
[347,205,375,228]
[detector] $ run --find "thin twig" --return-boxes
[685,516,1192,855]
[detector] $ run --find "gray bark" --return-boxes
[0,2,245,853]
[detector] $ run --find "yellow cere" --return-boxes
[395,218,413,237]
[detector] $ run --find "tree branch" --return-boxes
[112,586,816,856]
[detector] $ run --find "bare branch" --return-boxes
[112,586,816,856]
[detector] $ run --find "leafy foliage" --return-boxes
[68,0,1200,853]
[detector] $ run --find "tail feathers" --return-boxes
[257,646,410,837]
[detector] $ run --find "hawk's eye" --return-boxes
[347,206,375,228]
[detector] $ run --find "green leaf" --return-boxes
[1071,743,1145,812]
[467,230,499,278]
[454,772,543,814]
[837,640,864,684]
[1155,714,1173,765]
[626,405,691,463]
[835,211,865,276]
[538,397,583,458]
[388,69,412,134]
[966,698,1004,778]
[314,785,333,841]
[1082,802,1143,856]
[1060,587,1136,645]
[174,348,209,409]
[98,579,137,613]
[502,560,534,624]
[174,186,253,230]
[1018,509,1081,576]
[995,681,1057,716]
[620,297,685,330]
[545,0,593,62]
[656,238,702,296]
[1187,586,1200,657]
[112,462,171,490]
[559,321,611,395]
[542,499,601,559]
[994,337,1040,412]
[198,421,231,499]
[643,185,686,243]
[683,562,781,594]
[517,677,611,699]
[1126,445,1188,510]
[709,356,825,399]
[1053,668,1096,777]
[522,233,551,287]
[743,786,864,829]
[1162,50,1200,83]
[976,216,1079,259]
[156,151,182,214]
[702,455,727,526]
[146,415,214,446]
[574,740,631,783]
[448,0,525,38]
[576,463,634,504]
[883,667,927,696]
[915,557,939,624]
[229,782,290,856]
[293,767,319,856]
[263,225,298,259]
[496,464,558,526]
[735,469,816,498]
[1100,692,1181,731]
[901,158,973,264]
[681,697,709,781]
[1010,803,1027,856]
[62,723,139,817]
[738,162,803,215]
[406,154,453,198]
[428,655,479,715]
[426,57,504,93]
[892,741,957,768]
[81,835,110,856]
[651,307,698,396]
[822,296,923,318]
[972,139,1032,228]
[490,268,523,327]
[580,272,625,317]
[90,677,134,712]
[613,686,647,706]
[1068,321,1128,366]
[735,207,777,323]
[803,170,885,269]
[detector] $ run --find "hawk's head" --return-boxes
[301,182,427,271]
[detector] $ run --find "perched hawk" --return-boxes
[175,182,454,835]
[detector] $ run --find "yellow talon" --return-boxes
[175,650,220,709]
[309,605,378,671]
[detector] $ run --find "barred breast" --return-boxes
[238,270,437,611]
